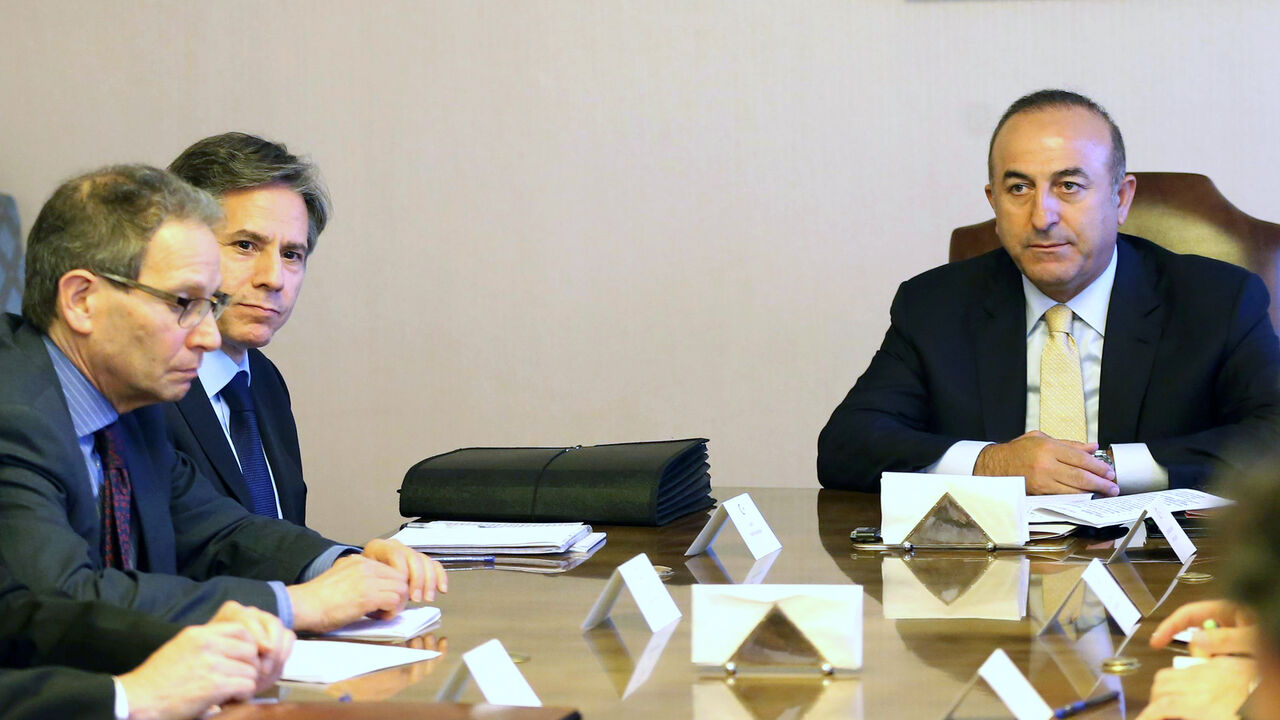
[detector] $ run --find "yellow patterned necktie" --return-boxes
[1039,304,1087,442]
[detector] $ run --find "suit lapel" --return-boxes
[175,379,258,509]
[1098,237,1163,445]
[16,326,103,543]
[973,253,1029,442]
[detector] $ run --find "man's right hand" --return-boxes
[286,554,411,633]
[116,623,261,720]
[975,431,1118,496]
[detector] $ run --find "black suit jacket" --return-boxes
[0,568,178,720]
[0,314,338,623]
[817,235,1280,492]
[164,349,307,525]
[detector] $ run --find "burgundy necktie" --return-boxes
[94,422,135,571]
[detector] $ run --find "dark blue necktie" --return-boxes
[221,371,278,518]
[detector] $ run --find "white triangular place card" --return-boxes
[685,493,782,560]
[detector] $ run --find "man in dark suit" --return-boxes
[0,164,444,632]
[818,89,1280,494]
[0,565,291,720]
[162,133,322,526]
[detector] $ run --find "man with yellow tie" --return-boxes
[818,89,1280,495]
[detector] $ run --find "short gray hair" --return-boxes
[23,164,221,330]
[169,132,330,253]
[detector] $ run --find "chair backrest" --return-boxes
[948,172,1280,330]
[0,194,20,315]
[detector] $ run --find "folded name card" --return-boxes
[685,492,782,560]
[582,553,682,632]
[881,473,1028,546]
[691,585,863,672]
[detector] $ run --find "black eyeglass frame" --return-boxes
[95,271,230,329]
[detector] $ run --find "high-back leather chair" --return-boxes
[948,172,1280,331]
[0,194,21,315]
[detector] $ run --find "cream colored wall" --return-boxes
[1,1,1277,543]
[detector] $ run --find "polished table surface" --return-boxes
[276,488,1219,719]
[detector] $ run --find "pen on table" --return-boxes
[1053,690,1120,719]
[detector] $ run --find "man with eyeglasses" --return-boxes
[0,165,444,636]
[162,133,322,528]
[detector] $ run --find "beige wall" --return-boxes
[1,1,1277,543]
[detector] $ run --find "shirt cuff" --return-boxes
[925,440,994,475]
[299,544,361,583]
[1111,443,1169,494]
[268,581,293,629]
[112,676,130,720]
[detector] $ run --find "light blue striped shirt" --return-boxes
[42,337,298,627]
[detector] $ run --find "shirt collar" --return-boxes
[198,349,252,399]
[42,336,117,437]
[1022,245,1118,337]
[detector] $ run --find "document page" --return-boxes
[1033,489,1230,528]
[282,640,440,684]
[390,521,591,553]
[323,605,442,642]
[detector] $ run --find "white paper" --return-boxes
[281,640,440,684]
[1107,511,1150,563]
[571,532,608,553]
[323,605,441,642]
[1147,503,1197,564]
[1081,559,1142,636]
[691,585,863,670]
[976,649,1053,720]
[582,553,682,631]
[462,639,541,707]
[1033,489,1230,528]
[1026,493,1093,523]
[391,521,588,553]
[881,473,1028,545]
[684,493,782,559]
[1172,656,1208,669]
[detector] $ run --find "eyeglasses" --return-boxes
[96,272,231,329]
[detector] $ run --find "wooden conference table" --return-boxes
[265,488,1220,719]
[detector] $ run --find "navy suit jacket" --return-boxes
[0,568,177,720]
[164,349,307,526]
[0,314,337,622]
[817,235,1280,492]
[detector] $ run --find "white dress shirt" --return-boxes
[928,249,1169,493]
[197,349,284,519]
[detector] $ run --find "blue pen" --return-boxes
[1053,690,1120,718]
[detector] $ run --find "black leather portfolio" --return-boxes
[399,438,715,526]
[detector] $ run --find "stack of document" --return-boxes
[323,605,442,642]
[1028,488,1231,528]
[390,520,603,555]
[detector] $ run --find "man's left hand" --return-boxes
[361,538,447,603]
